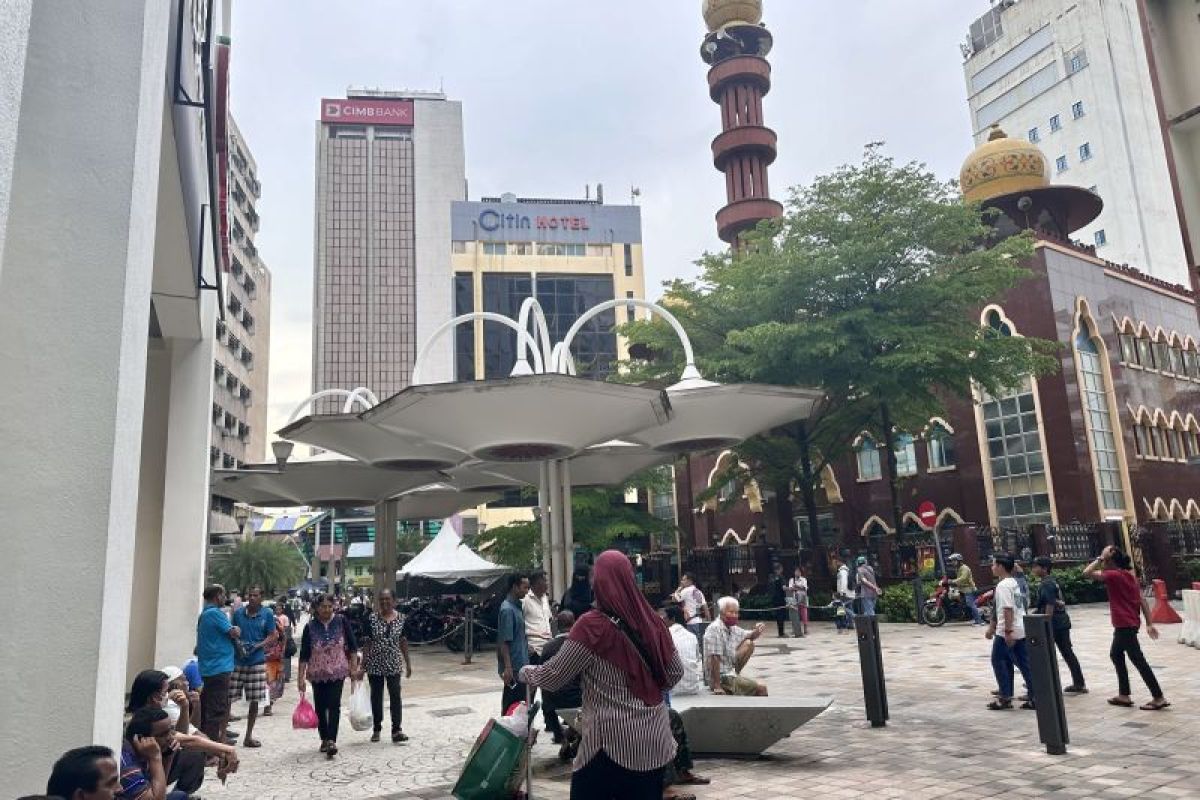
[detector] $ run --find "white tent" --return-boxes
[396,520,511,586]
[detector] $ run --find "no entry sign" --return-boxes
[917,500,937,527]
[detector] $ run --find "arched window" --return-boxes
[1074,320,1125,511]
[927,422,957,469]
[856,436,882,481]
[894,433,918,477]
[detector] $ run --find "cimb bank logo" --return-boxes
[324,102,343,118]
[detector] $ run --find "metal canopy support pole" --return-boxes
[373,501,396,601]
[561,459,574,584]
[549,460,566,602]
[539,462,553,594]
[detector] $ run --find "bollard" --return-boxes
[854,615,889,728]
[1024,613,1068,755]
[912,576,926,625]
[463,606,474,665]
[1150,579,1182,624]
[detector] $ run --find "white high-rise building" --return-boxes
[961,0,1191,286]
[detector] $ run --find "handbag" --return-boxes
[284,632,298,659]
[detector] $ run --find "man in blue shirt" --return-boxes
[497,573,530,715]
[230,585,276,748]
[196,584,240,744]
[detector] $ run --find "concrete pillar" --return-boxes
[0,0,33,268]
[155,314,218,667]
[0,1,172,792]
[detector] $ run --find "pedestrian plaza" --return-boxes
[202,605,1198,800]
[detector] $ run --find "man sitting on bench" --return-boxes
[703,597,768,696]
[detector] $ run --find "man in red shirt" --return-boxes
[1083,545,1170,711]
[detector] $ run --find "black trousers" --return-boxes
[1052,627,1086,688]
[570,750,664,800]
[368,673,402,733]
[774,606,787,637]
[528,651,563,736]
[312,679,345,742]
[661,709,693,787]
[198,671,231,742]
[167,747,206,793]
[1110,627,1163,699]
[501,680,524,716]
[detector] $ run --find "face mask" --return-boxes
[164,698,181,725]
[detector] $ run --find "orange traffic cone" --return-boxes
[1150,579,1182,624]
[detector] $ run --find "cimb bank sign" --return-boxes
[321,98,414,126]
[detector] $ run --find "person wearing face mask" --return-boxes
[702,597,768,696]
[124,670,239,794]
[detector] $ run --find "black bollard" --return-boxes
[912,576,926,625]
[854,615,889,727]
[1024,613,1068,755]
[463,606,475,665]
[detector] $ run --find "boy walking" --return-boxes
[1030,557,1086,693]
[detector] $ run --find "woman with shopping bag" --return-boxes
[519,550,683,800]
[356,588,413,743]
[297,593,360,758]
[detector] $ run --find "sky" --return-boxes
[228,0,992,440]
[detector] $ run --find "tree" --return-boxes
[209,537,308,595]
[623,145,1060,544]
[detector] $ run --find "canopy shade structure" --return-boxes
[629,383,826,453]
[452,440,672,489]
[276,414,469,472]
[396,522,511,586]
[391,487,503,520]
[211,460,445,508]
[362,374,671,463]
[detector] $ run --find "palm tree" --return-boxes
[209,537,307,595]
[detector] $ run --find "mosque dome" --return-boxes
[703,0,763,32]
[959,125,1049,205]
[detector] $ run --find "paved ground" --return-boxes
[201,604,1198,799]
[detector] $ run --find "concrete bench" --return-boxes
[1181,589,1200,648]
[555,694,832,757]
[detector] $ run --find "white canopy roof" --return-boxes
[396,520,511,585]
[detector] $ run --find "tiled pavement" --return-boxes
[203,605,1198,799]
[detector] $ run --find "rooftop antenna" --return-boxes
[631,186,642,205]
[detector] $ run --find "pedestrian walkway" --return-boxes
[203,605,1197,799]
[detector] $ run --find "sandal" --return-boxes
[986,699,1013,710]
[1140,700,1171,711]
[242,737,261,748]
[370,732,380,743]
[1020,701,1035,710]
[678,773,712,785]
[326,743,338,758]
[1107,697,1134,707]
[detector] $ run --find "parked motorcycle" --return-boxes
[923,577,992,626]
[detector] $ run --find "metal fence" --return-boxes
[1046,523,1101,562]
[1167,521,1200,558]
[981,526,1031,562]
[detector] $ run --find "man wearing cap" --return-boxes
[855,556,880,617]
[950,553,985,625]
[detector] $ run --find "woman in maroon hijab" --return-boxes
[520,550,683,799]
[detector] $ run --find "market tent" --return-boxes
[396,521,511,586]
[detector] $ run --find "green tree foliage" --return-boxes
[623,145,1060,539]
[210,537,308,595]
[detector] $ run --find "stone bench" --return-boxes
[556,694,832,757]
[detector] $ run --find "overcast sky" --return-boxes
[228,0,990,440]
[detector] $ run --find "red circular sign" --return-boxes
[917,500,937,525]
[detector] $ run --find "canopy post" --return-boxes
[539,462,552,595]
[549,460,566,602]
[374,501,397,600]
[561,459,574,587]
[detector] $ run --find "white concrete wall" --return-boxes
[0,0,172,792]
[963,0,1189,285]
[412,99,466,384]
[0,0,33,272]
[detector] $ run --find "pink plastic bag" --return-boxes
[292,691,318,729]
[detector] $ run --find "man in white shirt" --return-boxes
[703,597,767,696]
[834,555,855,634]
[522,570,554,658]
[673,572,711,642]
[985,554,1035,710]
[664,606,701,696]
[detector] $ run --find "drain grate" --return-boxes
[428,707,474,718]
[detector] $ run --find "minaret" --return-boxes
[701,0,783,245]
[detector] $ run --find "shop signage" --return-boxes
[321,98,414,126]
[478,210,593,233]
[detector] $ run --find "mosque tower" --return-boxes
[701,0,784,245]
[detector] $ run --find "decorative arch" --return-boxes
[1152,408,1170,427]
[1152,325,1169,343]
[859,515,895,537]
[1168,499,1187,520]
[901,511,933,532]
[1184,335,1198,352]
[922,417,956,437]
[1144,497,1171,521]
[1168,411,1186,430]
[1186,500,1200,520]
[702,450,763,513]
[1135,321,1152,338]
[851,430,878,448]
[1167,331,1184,348]
[820,464,843,505]
[980,304,1021,337]
[1112,314,1136,334]
[717,527,758,546]
[935,507,967,529]
[1185,414,1199,433]
[1128,404,1152,424]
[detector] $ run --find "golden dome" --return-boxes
[959,125,1049,205]
[703,0,763,32]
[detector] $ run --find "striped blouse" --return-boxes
[520,639,683,772]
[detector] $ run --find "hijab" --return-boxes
[568,550,676,706]
[563,568,594,615]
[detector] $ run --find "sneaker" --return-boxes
[1064,685,1088,694]
[370,732,380,743]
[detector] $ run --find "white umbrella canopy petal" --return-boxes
[460,440,672,489]
[276,414,469,472]
[629,383,825,454]
[362,374,672,463]
[211,460,446,508]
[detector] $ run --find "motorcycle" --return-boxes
[399,598,447,644]
[923,577,992,626]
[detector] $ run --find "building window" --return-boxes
[894,433,918,477]
[1168,428,1185,460]
[483,242,507,256]
[1075,321,1125,510]
[1072,101,1085,119]
[1079,142,1092,161]
[1185,348,1200,379]
[1117,331,1137,365]
[1050,114,1062,132]
[1028,127,1040,143]
[1186,429,1200,458]
[1153,340,1169,373]
[1068,51,1087,73]
[536,243,587,257]
[451,241,468,254]
[510,243,534,256]
[1168,346,1185,376]
[1094,229,1107,247]
[623,243,634,277]
[626,290,636,322]
[586,244,609,258]
[856,437,882,481]
[982,379,1052,528]
[1133,424,1147,457]
[927,423,957,469]
[1055,155,1068,173]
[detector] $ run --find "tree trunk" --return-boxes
[774,479,796,550]
[880,402,904,534]
[797,421,822,566]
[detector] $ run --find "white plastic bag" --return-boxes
[349,680,373,732]
[496,701,530,738]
